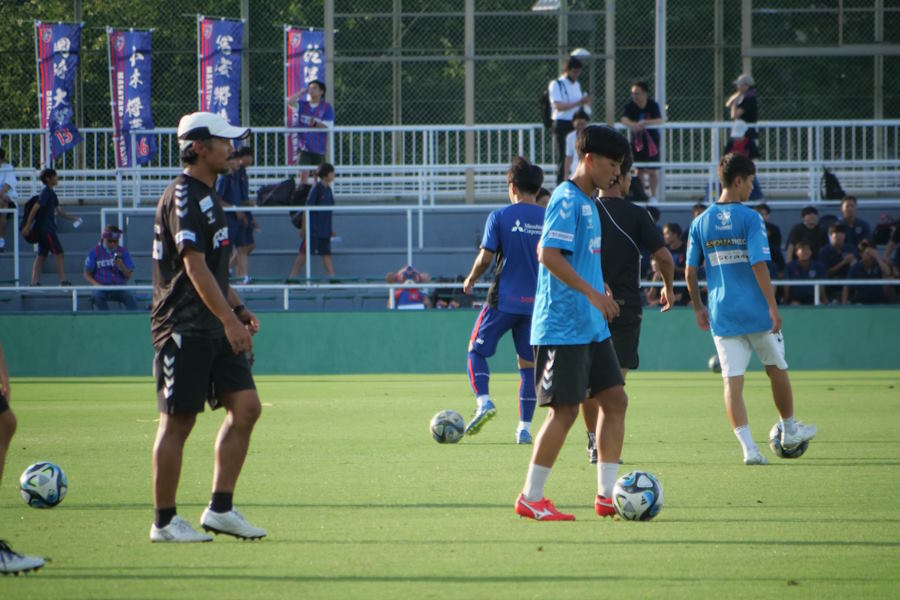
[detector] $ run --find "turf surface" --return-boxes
[1,371,898,599]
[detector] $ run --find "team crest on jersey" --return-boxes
[582,204,592,216]
[199,196,213,212]
[589,235,602,254]
[206,211,215,224]
[715,210,733,231]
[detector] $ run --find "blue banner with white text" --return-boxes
[198,17,243,126]
[35,21,84,164]
[108,28,157,168]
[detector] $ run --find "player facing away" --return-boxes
[0,340,45,574]
[582,147,676,463]
[685,153,817,465]
[150,112,266,542]
[515,125,630,521]
[462,157,546,443]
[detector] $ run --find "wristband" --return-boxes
[232,304,246,316]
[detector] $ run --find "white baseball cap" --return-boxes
[177,112,250,150]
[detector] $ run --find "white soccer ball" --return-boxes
[708,354,722,373]
[20,461,68,508]
[612,470,664,521]
[430,410,465,444]
[769,422,810,459]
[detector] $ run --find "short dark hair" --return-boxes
[801,205,819,217]
[39,168,57,184]
[619,145,634,178]
[717,153,756,188]
[565,56,583,71]
[841,195,857,206]
[631,81,650,93]
[755,202,771,215]
[663,222,682,236]
[537,187,551,202]
[507,156,544,195]
[180,138,211,165]
[795,240,811,251]
[572,108,590,122]
[309,79,326,95]
[828,223,847,235]
[236,146,253,157]
[316,162,335,179]
[692,202,707,215]
[576,125,629,161]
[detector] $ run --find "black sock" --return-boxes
[210,491,233,513]
[155,507,176,529]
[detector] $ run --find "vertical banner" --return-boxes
[284,27,324,165]
[108,28,157,168]
[35,21,84,164]
[198,16,243,125]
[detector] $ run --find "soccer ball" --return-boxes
[19,462,68,508]
[612,471,664,521]
[708,354,721,373]
[769,422,809,459]
[430,410,465,444]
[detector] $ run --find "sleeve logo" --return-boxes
[175,230,197,245]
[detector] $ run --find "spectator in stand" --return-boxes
[725,74,763,200]
[0,148,18,252]
[217,152,254,284]
[783,241,826,305]
[682,202,707,242]
[819,223,857,303]
[621,81,664,200]
[288,162,336,280]
[842,240,895,305]
[287,79,334,166]
[838,195,872,251]
[548,56,592,184]
[563,109,590,180]
[21,168,81,286]
[754,203,784,274]
[786,205,828,261]
[884,223,900,271]
[663,222,688,304]
[83,224,138,310]
[536,187,551,209]
[387,265,431,309]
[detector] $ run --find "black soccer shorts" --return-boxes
[609,306,643,370]
[534,339,624,407]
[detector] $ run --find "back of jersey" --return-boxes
[483,202,544,315]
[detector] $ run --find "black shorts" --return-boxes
[609,305,643,370]
[298,150,325,166]
[632,146,661,166]
[300,236,331,256]
[534,339,624,407]
[0,391,8,415]
[154,334,255,415]
[37,230,64,257]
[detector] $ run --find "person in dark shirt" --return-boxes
[725,73,759,159]
[842,239,894,304]
[150,111,265,543]
[785,205,829,260]
[21,168,80,286]
[783,241,826,305]
[287,162,336,280]
[663,222,689,304]
[838,195,872,251]
[818,223,857,303]
[755,203,784,274]
[620,81,664,200]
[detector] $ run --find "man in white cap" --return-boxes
[725,73,759,158]
[149,112,266,542]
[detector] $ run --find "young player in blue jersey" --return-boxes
[685,153,817,465]
[514,126,630,521]
[463,157,545,443]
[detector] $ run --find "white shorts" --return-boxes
[713,331,788,378]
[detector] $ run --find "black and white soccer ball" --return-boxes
[19,461,68,508]
[769,422,810,459]
[430,410,465,444]
[612,471,664,521]
[708,354,722,373]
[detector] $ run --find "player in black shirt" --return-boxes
[149,112,265,543]
[582,149,676,463]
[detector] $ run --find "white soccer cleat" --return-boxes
[0,541,44,575]
[781,422,817,451]
[743,448,769,465]
[150,515,213,543]
[201,508,266,540]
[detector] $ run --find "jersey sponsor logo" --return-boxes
[175,230,196,245]
[708,249,749,266]
[511,219,542,235]
[715,210,733,230]
[705,237,746,248]
[152,240,163,260]
[212,226,230,249]
[589,235,602,254]
[547,230,574,243]
[199,196,214,212]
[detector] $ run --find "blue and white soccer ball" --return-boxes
[769,422,810,459]
[612,470,664,521]
[708,354,722,373]
[19,461,68,508]
[430,410,465,444]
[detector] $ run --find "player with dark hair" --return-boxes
[621,80,664,200]
[685,153,816,465]
[515,125,630,521]
[288,162,337,280]
[582,146,675,463]
[21,168,80,286]
[0,340,45,574]
[462,157,545,443]
[150,112,265,542]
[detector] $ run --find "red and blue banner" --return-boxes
[108,28,156,168]
[198,16,243,125]
[284,27,324,165]
[35,21,84,164]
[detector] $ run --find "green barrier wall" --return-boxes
[0,307,897,377]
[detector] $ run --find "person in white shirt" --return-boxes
[548,57,592,184]
[0,148,18,252]
[563,109,590,181]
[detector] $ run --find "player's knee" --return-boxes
[598,387,628,416]
[0,410,17,441]
[159,413,196,440]
[231,395,261,427]
[549,404,579,426]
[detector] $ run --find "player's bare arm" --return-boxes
[751,261,781,333]
[539,246,620,321]
[463,248,494,294]
[685,265,709,330]
[0,340,9,401]
[182,249,252,353]
[227,286,259,335]
[651,246,676,312]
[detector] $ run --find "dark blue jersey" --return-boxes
[37,186,59,233]
[482,202,545,315]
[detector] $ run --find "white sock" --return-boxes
[780,416,797,435]
[517,421,531,433]
[734,425,757,456]
[476,394,490,409]
[598,462,619,498]
[522,463,551,501]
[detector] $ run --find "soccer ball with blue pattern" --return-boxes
[430,410,465,444]
[19,462,68,508]
[769,422,809,459]
[612,470,664,521]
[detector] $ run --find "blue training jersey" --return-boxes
[482,202,545,315]
[530,181,610,346]
[686,203,772,337]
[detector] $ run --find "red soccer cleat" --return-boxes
[595,495,616,518]
[515,494,575,521]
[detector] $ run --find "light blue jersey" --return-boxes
[530,181,611,346]
[686,203,772,336]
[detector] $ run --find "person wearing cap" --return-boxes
[548,56,593,184]
[149,111,266,543]
[785,205,828,261]
[287,79,334,166]
[83,224,138,310]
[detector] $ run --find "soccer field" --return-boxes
[1,371,898,599]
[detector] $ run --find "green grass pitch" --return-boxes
[1,371,898,599]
